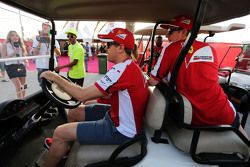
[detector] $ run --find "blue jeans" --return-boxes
[84,56,88,72]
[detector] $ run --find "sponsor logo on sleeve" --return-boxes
[104,75,112,83]
[185,46,214,68]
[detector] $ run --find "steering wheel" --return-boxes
[41,75,81,109]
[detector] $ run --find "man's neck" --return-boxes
[114,54,130,64]
[41,30,49,36]
[71,40,76,45]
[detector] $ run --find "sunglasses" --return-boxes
[67,34,75,39]
[107,41,120,49]
[167,27,183,35]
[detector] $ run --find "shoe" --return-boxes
[1,79,8,82]
[44,137,53,150]
[44,138,69,159]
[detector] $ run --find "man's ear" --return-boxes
[117,44,125,54]
[182,29,189,36]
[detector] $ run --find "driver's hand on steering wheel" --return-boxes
[40,71,59,82]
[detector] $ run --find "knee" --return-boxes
[67,107,85,122]
[53,125,66,140]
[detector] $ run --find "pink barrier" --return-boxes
[26,55,114,73]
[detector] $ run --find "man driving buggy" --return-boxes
[40,28,149,167]
[148,15,249,139]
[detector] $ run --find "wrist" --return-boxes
[53,73,61,82]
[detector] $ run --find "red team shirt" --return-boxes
[151,40,235,126]
[95,59,149,137]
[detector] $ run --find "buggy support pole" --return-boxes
[155,0,209,147]
[147,21,168,74]
[169,0,208,90]
[49,20,56,71]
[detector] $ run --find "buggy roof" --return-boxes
[134,23,246,35]
[1,0,250,25]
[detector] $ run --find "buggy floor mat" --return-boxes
[0,111,66,167]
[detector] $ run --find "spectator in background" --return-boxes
[99,42,107,53]
[247,62,250,70]
[0,43,8,82]
[55,28,85,87]
[84,42,91,72]
[33,22,61,85]
[63,41,69,55]
[91,44,96,60]
[237,46,250,71]
[2,30,28,99]
[152,35,163,67]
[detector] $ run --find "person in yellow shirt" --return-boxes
[55,29,85,86]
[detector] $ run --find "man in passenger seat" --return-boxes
[148,15,249,138]
[40,28,149,167]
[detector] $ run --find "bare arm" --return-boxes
[1,43,8,58]
[33,48,40,55]
[22,46,29,64]
[55,59,78,71]
[22,46,28,56]
[33,42,42,55]
[40,71,104,102]
[54,47,61,57]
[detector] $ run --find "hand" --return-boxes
[14,47,20,52]
[13,47,20,56]
[37,42,42,49]
[24,59,29,67]
[40,71,59,82]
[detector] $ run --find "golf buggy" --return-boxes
[0,0,250,167]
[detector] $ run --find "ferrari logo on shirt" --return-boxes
[189,46,193,54]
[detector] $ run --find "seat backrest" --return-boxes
[166,91,250,159]
[218,75,227,84]
[179,93,193,124]
[168,91,193,127]
[144,86,192,129]
[144,86,166,130]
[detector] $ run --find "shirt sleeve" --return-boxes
[150,43,173,80]
[55,40,60,49]
[96,97,111,104]
[95,62,128,94]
